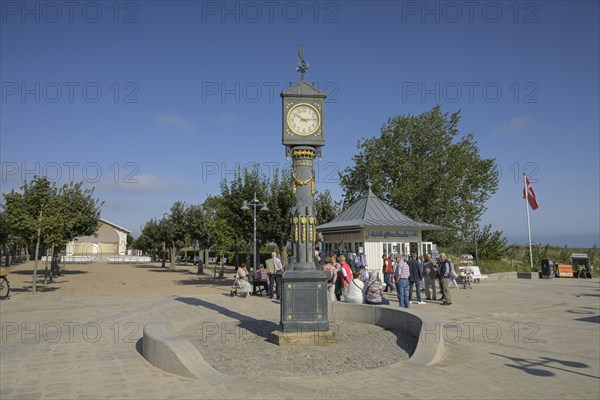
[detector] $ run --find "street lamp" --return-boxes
[241,192,269,274]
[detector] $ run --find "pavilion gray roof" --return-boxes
[316,188,446,231]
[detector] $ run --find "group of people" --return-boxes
[387,252,455,308]
[322,255,390,305]
[234,252,284,299]
[234,250,457,307]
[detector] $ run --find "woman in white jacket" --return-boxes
[345,270,365,304]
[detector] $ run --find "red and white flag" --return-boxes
[522,175,539,210]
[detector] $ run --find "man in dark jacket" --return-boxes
[408,253,425,304]
[438,253,452,305]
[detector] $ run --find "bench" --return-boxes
[459,266,488,283]
[107,256,152,264]
[42,255,94,264]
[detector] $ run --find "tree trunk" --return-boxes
[219,253,224,278]
[196,248,204,274]
[278,244,289,269]
[33,209,43,294]
[170,245,176,268]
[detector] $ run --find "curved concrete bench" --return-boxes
[142,305,444,380]
[330,302,444,366]
[142,322,227,382]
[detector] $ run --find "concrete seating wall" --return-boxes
[330,302,444,366]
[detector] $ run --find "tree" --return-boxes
[263,169,293,267]
[314,189,341,224]
[0,211,14,267]
[137,218,162,257]
[184,204,208,272]
[462,224,507,260]
[206,218,234,278]
[126,233,135,250]
[168,201,189,267]
[207,165,270,269]
[3,177,102,293]
[339,105,499,246]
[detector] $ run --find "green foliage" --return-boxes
[136,201,209,262]
[3,177,103,250]
[126,233,135,248]
[525,243,550,271]
[314,189,341,224]
[339,105,499,246]
[206,219,234,257]
[0,211,13,249]
[461,224,508,260]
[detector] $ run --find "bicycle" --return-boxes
[0,268,10,300]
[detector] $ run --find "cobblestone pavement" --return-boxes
[182,319,416,377]
[1,262,599,399]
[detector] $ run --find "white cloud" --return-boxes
[212,113,238,127]
[494,117,533,135]
[156,113,194,133]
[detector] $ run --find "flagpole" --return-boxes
[524,173,534,271]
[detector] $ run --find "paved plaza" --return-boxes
[0,261,599,399]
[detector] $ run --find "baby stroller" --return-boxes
[463,267,474,289]
[230,276,248,298]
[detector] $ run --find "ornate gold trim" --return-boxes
[292,149,315,158]
[301,216,307,242]
[293,217,299,242]
[291,174,315,195]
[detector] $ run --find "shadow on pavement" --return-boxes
[575,315,600,324]
[174,296,278,340]
[175,277,233,286]
[9,285,60,293]
[10,269,88,275]
[491,353,597,379]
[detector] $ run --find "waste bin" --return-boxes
[541,259,554,279]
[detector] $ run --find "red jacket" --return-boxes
[382,258,393,273]
[339,263,352,285]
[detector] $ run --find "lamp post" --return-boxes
[241,192,268,274]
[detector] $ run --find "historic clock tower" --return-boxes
[275,47,331,336]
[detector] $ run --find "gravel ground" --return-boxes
[182,319,417,377]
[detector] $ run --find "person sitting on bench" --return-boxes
[252,264,270,296]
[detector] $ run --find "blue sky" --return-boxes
[1,0,599,247]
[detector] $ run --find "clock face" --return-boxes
[286,103,320,136]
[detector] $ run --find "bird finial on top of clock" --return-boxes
[296,44,309,81]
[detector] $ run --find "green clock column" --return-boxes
[277,49,331,334]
